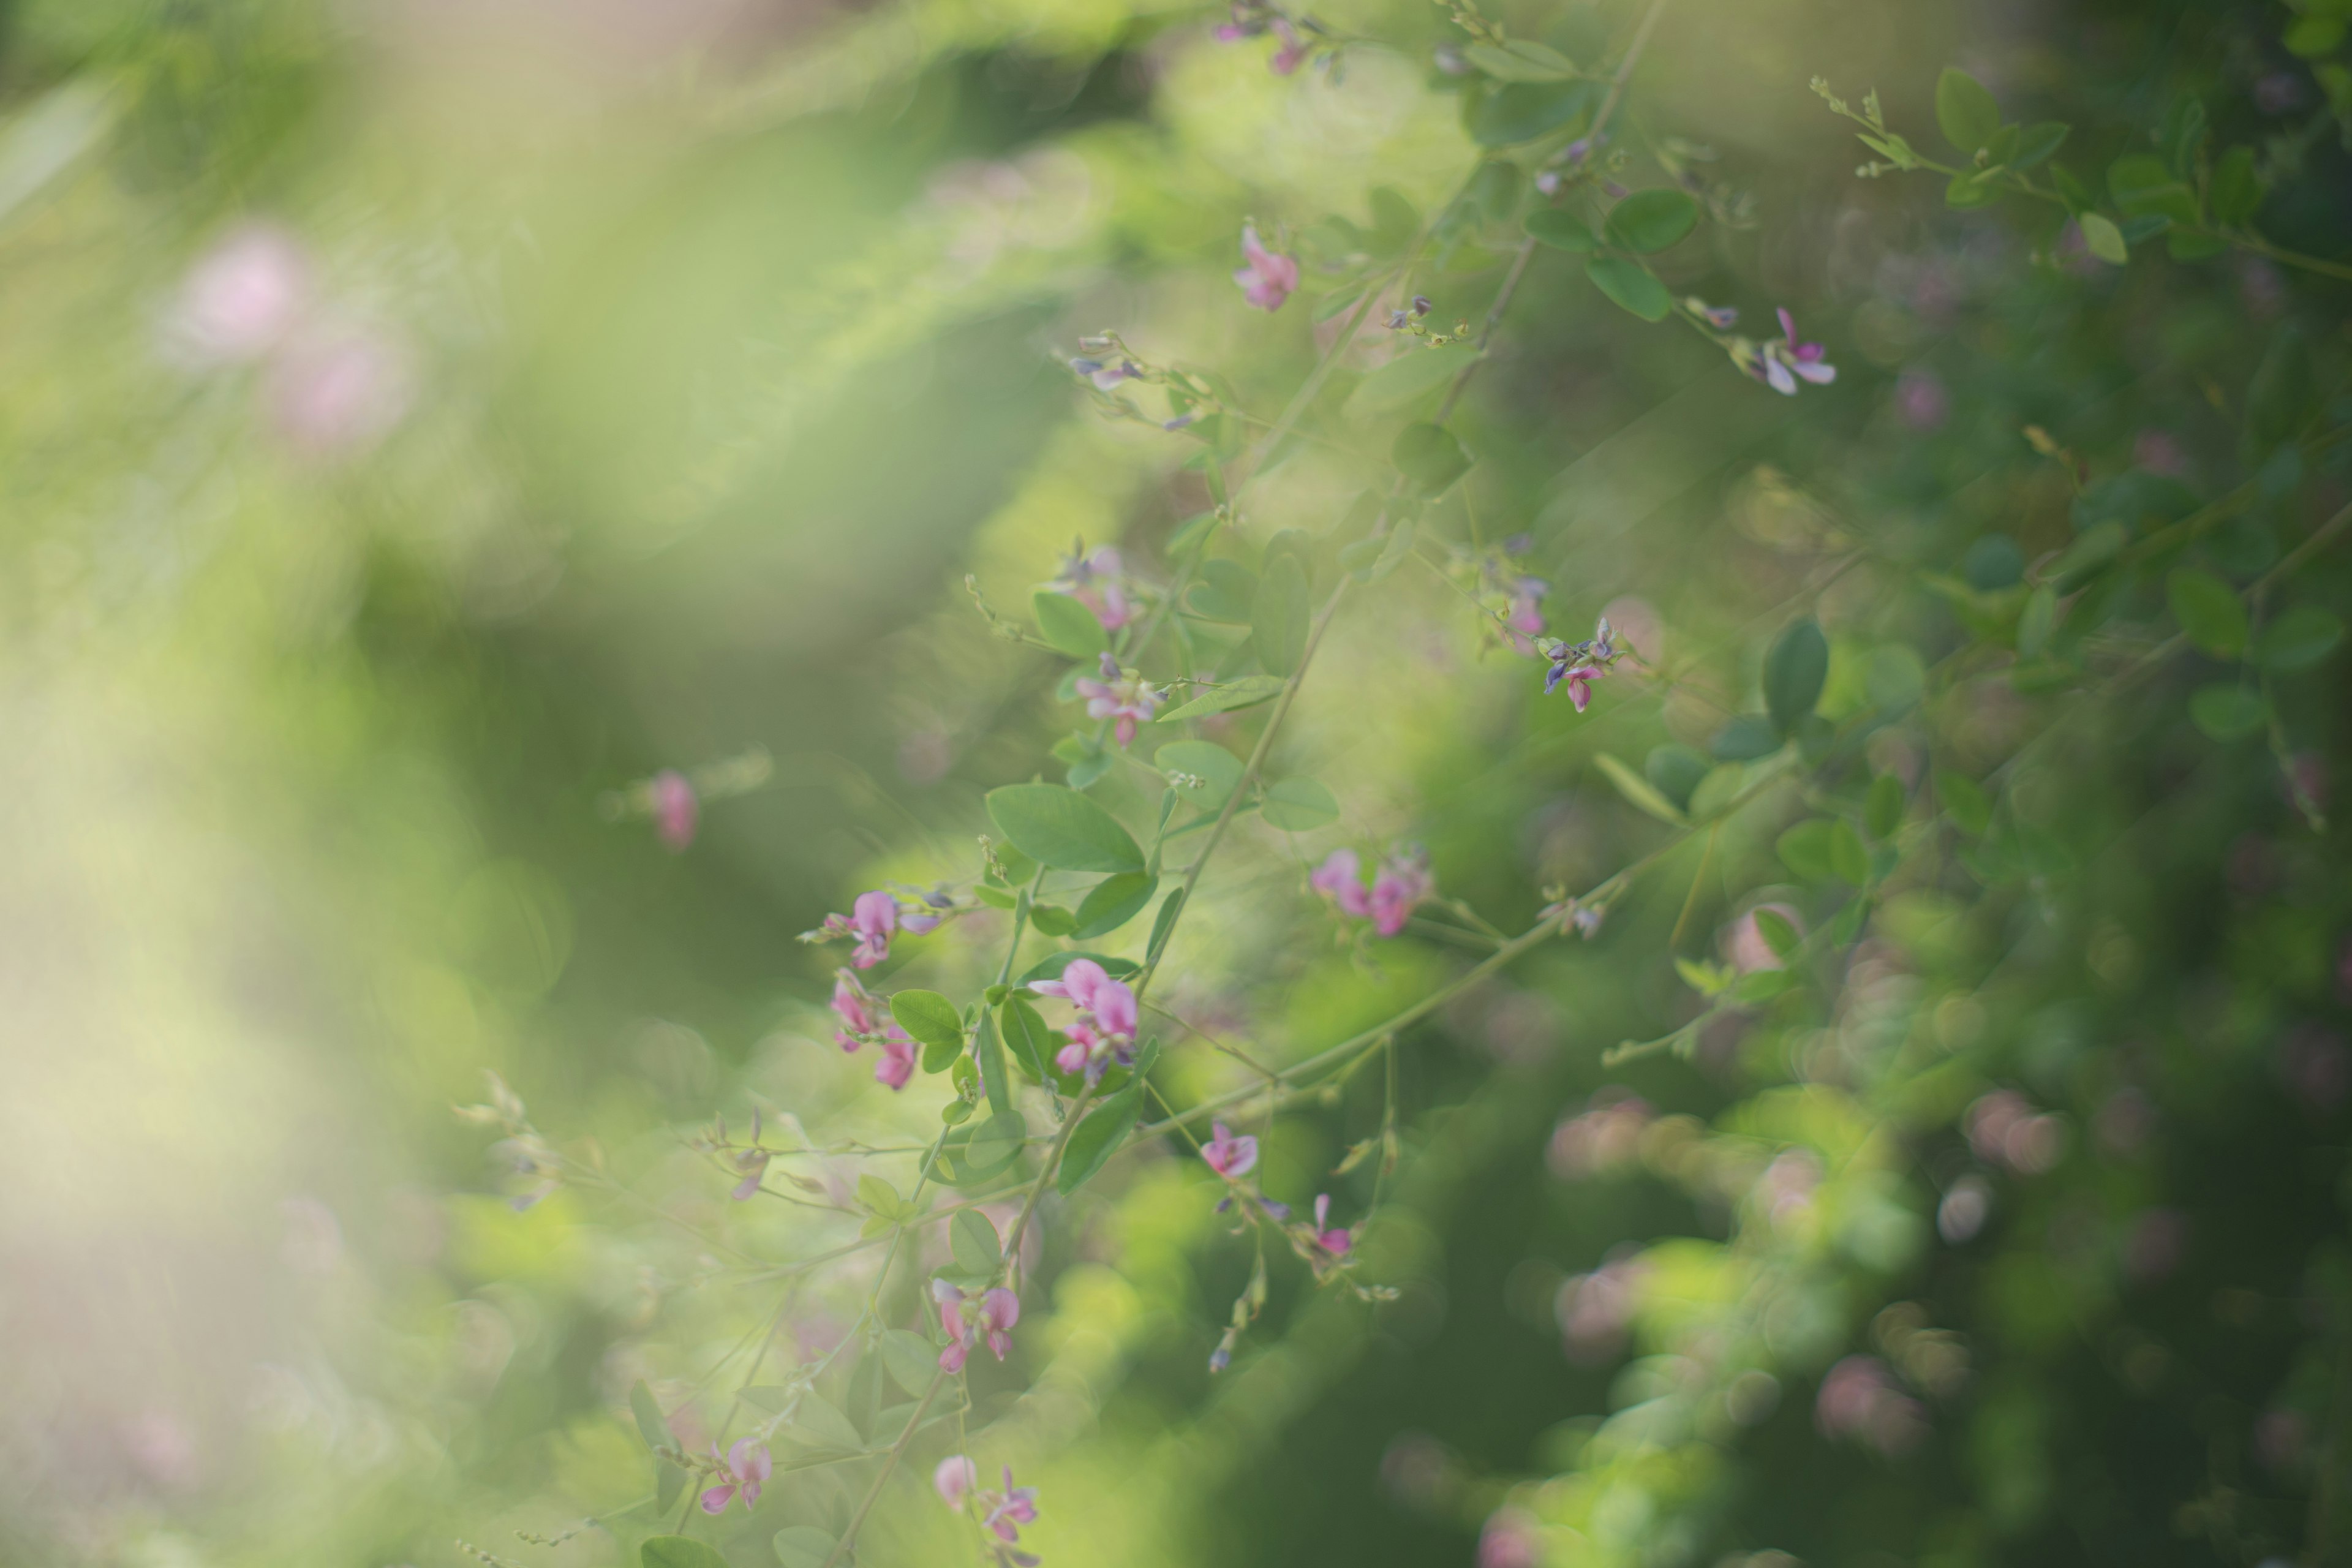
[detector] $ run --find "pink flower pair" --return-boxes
[698,1437,772,1514]
[1072,653,1161,746]
[829,968,919,1090]
[1310,846,1436,937]
[1052,542,1136,631]
[1213,2,1310,75]
[1201,1121,1259,1178]
[936,1458,1042,1565]
[1029,959,1140,1080]
[809,889,941,970]
[1541,614,1621,712]
[934,1278,1021,1372]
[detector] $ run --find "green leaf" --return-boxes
[986,783,1145,873]
[1763,618,1829,734]
[1017,951,1141,987]
[1585,256,1672,321]
[1687,763,1745,821]
[2010,121,2070,169]
[628,1380,669,1452]
[889,990,963,1052]
[1603,189,1699,253]
[1462,40,1578,81]
[2210,146,2261,226]
[2246,329,2313,457]
[856,1173,903,1220]
[2287,13,2348,55]
[1393,422,1472,495]
[1469,159,1523,221]
[1073,872,1158,938]
[1934,67,2002,153]
[1057,1085,1144,1195]
[1594,753,1686,824]
[2016,582,2057,657]
[1642,744,1710,811]
[1935,768,1991,835]
[1000,995,1055,1080]
[1032,590,1107,659]
[2189,684,2266,741]
[1155,739,1243,809]
[2166,568,2248,658]
[2077,211,2128,265]
[1158,674,1286,723]
[1469,79,1599,146]
[1344,343,1479,420]
[774,1528,838,1568]
[974,1012,1011,1114]
[1185,559,1259,622]
[785,1392,865,1453]
[1944,172,1999,209]
[1709,715,1782,761]
[2256,605,2345,672]
[643,1537,734,1568]
[1776,820,1835,882]
[1523,208,1597,251]
[951,1208,1001,1276]
[2108,154,2196,223]
[1028,903,1076,936]
[1865,773,1904,841]
[880,1329,940,1397]
[1146,888,1185,964]
[1828,820,1871,886]
[966,1110,1026,1175]
[1752,907,1801,961]
[1262,777,1340,831]
[1253,553,1311,677]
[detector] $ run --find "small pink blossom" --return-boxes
[874,1031,919,1090]
[1053,542,1136,630]
[1311,846,1433,936]
[266,321,413,457]
[1202,1121,1259,1178]
[1310,1192,1352,1255]
[935,1454,981,1507]
[698,1438,772,1514]
[830,968,881,1046]
[1030,958,1140,1081]
[1506,576,1548,639]
[174,224,310,364]
[936,1279,1022,1371]
[1073,652,1161,745]
[1814,1355,1926,1455]
[650,769,698,850]
[1310,850,1373,918]
[1234,224,1300,312]
[1896,369,1948,430]
[1752,307,1836,395]
[1542,615,1620,709]
[984,1466,1041,1544]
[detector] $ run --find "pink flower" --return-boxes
[1753,307,1836,395]
[1368,848,1434,937]
[830,968,881,1046]
[1310,850,1373,917]
[1073,653,1160,745]
[1896,370,1948,430]
[1543,614,1619,710]
[1202,1121,1258,1178]
[983,1466,1041,1542]
[936,1280,1022,1371]
[730,1149,771,1202]
[698,1438,772,1514]
[650,769,698,850]
[1266,16,1308,73]
[1053,543,1136,631]
[875,1030,919,1090]
[265,320,413,458]
[1311,1192,1352,1255]
[173,225,309,365]
[935,1455,981,1507]
[1233,224,1300,312]
[1030,959,1139,1081]
[1506,576,1548,639]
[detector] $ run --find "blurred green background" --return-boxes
[4,0,2350,1565]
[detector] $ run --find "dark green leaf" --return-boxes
[966,1110,1026,1175]
[2245,328,2313,457]
[1828,820,1870,886]
[1934,67,2002,153]
[2010,121,2070,169]
[1027,902,1076,936]
[1523,208,1597,251]
[1866,773,1904,841]
[974,1012,1011,1114]
[2255,604,2345,672]
[1776,820,1835,882]
[2189,684,2266,741]
[1469,79,1598,146]
[1032,590,1107,659]
[1710,715,1782,761]
[2210,145,2262,227]
[1393,422,1472,495]
[2107,154,2196,222]
[1935,769,1991,835]
[1057,1085,1144,1194]
[1000,995,1055,1080]
[1763,617,1829,734]
[1752,907,1801,960]
[1643,744,1710,812]
[986,783,1145,873]
[2166,568,2248,658]
[1585,256,1672,321]
[1603,189,1698,253]
[1072,872,1158,938]
[1944,172,1999,209]
[889,990,963,1052]
[1146,889,1185,964]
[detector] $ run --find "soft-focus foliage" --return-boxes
[3,1,2350,1567]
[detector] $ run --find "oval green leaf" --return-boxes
[1585,255,1672,322]
[1253,553,1311,677]
[1343,343,1479,420]
[1072,871,1158,938]
[1156,739,1243,809]
[986,783,1145,873]
[1934,67,2001,153]
[2166,568,2248,658]
[1763,617,1829,734]
[1524,208,1596,252]
[1057,1084,1144,1195]
[1603,189,1698,253]
[889,989,963,1052]
[1032,589,1107,659]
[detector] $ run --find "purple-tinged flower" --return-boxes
[1265,16,1308,74]
[1688,298,1740,330]
[1202,1121,1259,1178]
[1310,849,1373,918]
[1541,614,1619,710]
[1074,652,1161,746]
[649,769,698,850]
[1506,575,1548,639]
[1233,224,1300,312]
[834,891,896,968]
[1751,307,1836,395]
[1052,543,1136,631]
[698,1438,772,1514]
[173,224,311,366]
[730,1149,771,1202]
[936,1279,1022,1371]
[1368,847,1434,937]
[1069,356,1140,391]
[984,1466,1041,1542]
[1311,1193,1352,1255]
[935,1454,981,1507]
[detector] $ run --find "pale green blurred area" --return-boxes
[0,0,1962,1562]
